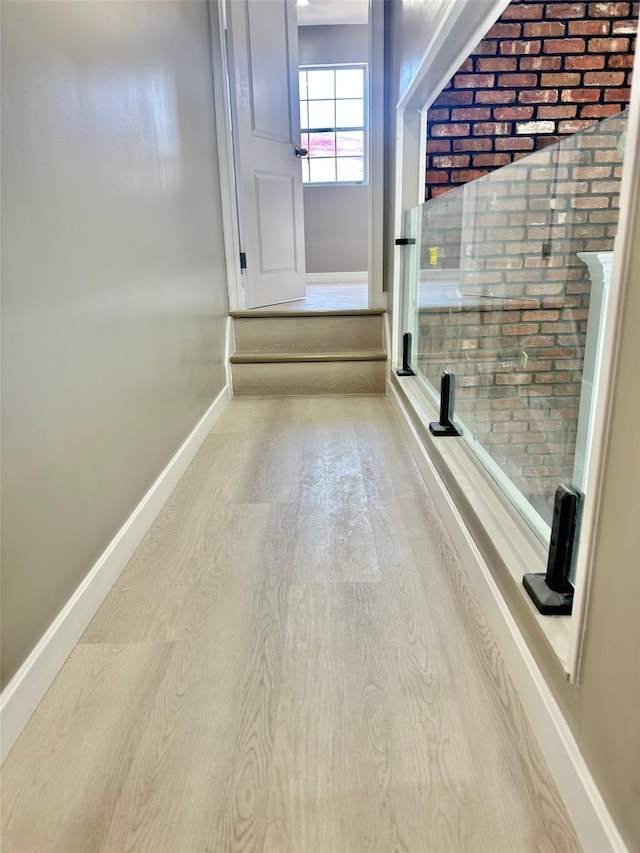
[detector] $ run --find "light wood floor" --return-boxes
[245,283,368,313]
[238,280,486,316]
[1,396,581,853]
[238,281,506,314]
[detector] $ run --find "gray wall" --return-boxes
[574,182,640,851]
[1,0,229,686]
[299,25,369,274]
[386,2,640,848]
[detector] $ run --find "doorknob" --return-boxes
[295,146,308,158]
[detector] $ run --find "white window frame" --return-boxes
[299,62,369,187]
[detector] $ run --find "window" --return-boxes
[299,64,367,185]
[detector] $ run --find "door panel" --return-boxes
[248,2,290,140]
[228,0,306,309]
[255,173,297,272]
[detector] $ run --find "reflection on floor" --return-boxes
[246,283,368,313]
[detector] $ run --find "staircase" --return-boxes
[230,309,386,396]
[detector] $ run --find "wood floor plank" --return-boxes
[285,395,367,425]
[96,502,296,853]
[352,395,431,501]
[206,500,297,852]
[229,428,305,504]
[402,494,582,852]
[211,397,288,434]
[1,396,582,853]
[294,419,381,583]
[367,495,581,852]
[1,642,174,853]
[264,583,369,853]
[82,459,270,643]
[241,283,368,313]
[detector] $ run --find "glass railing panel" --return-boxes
[402,111,626,551]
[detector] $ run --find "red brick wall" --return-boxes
[416,115,627,525]
[415,1,636,524]
[418,301,581,520]
[425,0,638,200]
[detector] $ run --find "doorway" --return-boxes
[298,8,369,310]
[211,0,384,313]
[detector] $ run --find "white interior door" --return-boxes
[227,0,306,309]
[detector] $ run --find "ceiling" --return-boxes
[296,0,369,27]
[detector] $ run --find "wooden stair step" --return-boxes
[232,313,384,354]
[231,360,386,396]
[230,308,385,318]
[230,309,387,396]
[230,349,387,364]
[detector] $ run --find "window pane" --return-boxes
[336,99,363,128]
[336,68,363,99]
[309,158,336,183]
[307,69,334,100]
[336,157,364,182]
[308,99,335,129]
[299,64,368,185]
[308,132,335,157]
[336,131,363,157]
[300,101,309,130]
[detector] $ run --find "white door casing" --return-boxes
[226,0,306,309]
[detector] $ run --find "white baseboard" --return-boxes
[305,271,368,285]
[225,315,235,397]
[388,380,627,853]
[0,385,231,763]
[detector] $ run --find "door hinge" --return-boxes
[239,252,247,270]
